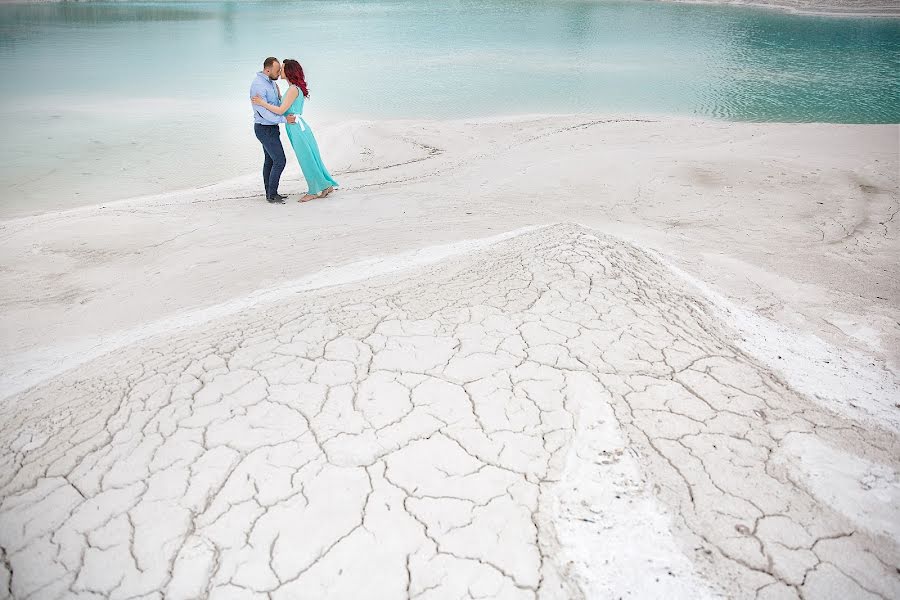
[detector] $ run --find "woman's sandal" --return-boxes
[299,192,323,203]
[300,187,334,202]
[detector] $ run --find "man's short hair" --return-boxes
[263,57,279,69]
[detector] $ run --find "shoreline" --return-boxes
[0,112,686,224]
[3,113,898,224]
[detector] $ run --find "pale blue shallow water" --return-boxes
[0,0,897,216]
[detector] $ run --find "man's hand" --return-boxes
[286,115,297,124]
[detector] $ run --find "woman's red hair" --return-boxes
[282,59,309,98]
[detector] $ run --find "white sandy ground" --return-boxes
[0,116,898,599]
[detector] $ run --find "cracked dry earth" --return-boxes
[1,225,898,600]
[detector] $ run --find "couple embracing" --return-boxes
[250,57,338,204]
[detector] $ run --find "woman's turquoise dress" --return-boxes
[283,85,338,195]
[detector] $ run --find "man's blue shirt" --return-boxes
[250,72,285,125]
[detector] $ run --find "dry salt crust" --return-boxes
[0,115,898,599]
[1,225,898,600]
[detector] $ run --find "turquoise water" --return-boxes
[0,0,898,216]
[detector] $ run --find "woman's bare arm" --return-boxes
[251,86,299,115]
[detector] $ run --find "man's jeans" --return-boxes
[254,123,286,198]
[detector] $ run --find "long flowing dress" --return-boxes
[283,85,338,195]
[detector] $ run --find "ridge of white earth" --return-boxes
[1,224,897,600]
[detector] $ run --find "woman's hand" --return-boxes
[251,95,265,106]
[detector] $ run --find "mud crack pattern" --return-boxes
[1,225,897,599]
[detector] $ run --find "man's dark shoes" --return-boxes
[267,193,287,204]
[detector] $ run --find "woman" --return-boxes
[252,59,337,203]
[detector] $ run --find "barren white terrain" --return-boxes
[0,116,898,599]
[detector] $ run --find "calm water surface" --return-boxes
[1,0,898,216]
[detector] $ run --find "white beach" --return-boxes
[0,115,898,598]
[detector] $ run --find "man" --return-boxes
[251,57,297,204]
